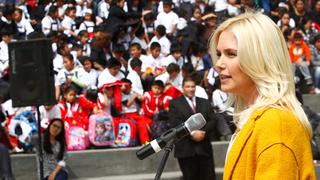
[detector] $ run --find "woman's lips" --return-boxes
[220,74,232,80]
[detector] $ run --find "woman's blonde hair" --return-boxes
[209,12,312,138]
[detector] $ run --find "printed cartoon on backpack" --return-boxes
[114,116,137,147]
[65,126,89,151]
[89,113,115,146]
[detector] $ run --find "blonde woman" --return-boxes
[210,12,316,179]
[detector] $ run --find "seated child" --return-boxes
[81,56,99,89]
[55,53,90,95]
[147,42,165,77]
[127,58,145,97]
[58,84,99,131]
[142,80,171,119]
[97,80,123,116]
[120,79,151,144]
[97,58,125,88]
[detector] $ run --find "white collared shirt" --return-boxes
[15,18,34,36]
[155,11,179,34]
[127,54,149,72]
[149,36,171,56]
[55,67,90,88]
[127,70,144,96]
[184,95,196,111]
[61,15,76,37]
[78,20,95,33]
[155,72,183,90]
[41,15,61,36]
[195,85,208,99]
[97,68,124,88]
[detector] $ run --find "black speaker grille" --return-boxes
[8,39,56,107]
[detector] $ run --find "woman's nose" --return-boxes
[215,58,225,72]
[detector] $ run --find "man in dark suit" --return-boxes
[168,76,218,180]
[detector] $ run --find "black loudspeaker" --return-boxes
[9,38,56,107]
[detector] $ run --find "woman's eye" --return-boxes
[227,52,237,57]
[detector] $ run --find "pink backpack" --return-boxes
[65,126,89,151]
[88,113,115,147]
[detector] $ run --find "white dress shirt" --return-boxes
[155,11,179,34]
[55,67,90,88]
[41,15,61,36]
[149,36,171,56]
[126,70,144,96]
[98,68,124,88]
[61,15,76,37]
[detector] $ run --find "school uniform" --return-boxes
[97,69,125,88]
[55,67,90,89]
[53,54,64,75]
[155,11,179,34]
[15,18,34,40]
[156,72,183,91]
[145,54,164,75]
[149,36,171,56]
[126,70,144,96]
[41,15,61,36]
[121,92,151,144]
[142,91,171,118]
[58,95,96,130]
[97,0,110,19]
[131,37,148,51]
[61,15,76,37]
[127,54,149,72]
[191,55,205,72]
[86,69,99,89]
[78,20,95,35]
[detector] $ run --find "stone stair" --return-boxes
[11,141,228,180]
[11,94,320,180]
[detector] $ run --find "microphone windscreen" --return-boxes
[184,113,206,132]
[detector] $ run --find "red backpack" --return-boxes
[114,116,138,147]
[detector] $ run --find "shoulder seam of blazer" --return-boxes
[257,142,299,166]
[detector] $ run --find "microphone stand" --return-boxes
[154,139,175,180]
[36,106,44,180]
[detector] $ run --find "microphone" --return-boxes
[136,113,206,160]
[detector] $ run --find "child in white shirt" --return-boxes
[155,0,179,36]
[98,58,125,88]
[55,54,90,95]
[78,9,95,40]
[149,25,171,56]
[0,27,13,79]
[61,6,77,38]
[126,58,144,96]
[81,56,99,89]
[147,42,164,77]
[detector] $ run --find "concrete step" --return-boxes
[74,169,224,180]
[11,141,229,180]
[303,94,320,113]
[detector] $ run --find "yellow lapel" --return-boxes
[223,108,269,180]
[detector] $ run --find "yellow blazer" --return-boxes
[224,108,316,180]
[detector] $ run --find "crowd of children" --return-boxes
[0,0,320,152]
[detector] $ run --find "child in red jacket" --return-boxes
[120,79,151,144]
[58,84,98,131]
[142,80,171,119]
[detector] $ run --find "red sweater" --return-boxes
[58,95,96,130]
[142,91,171,118]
